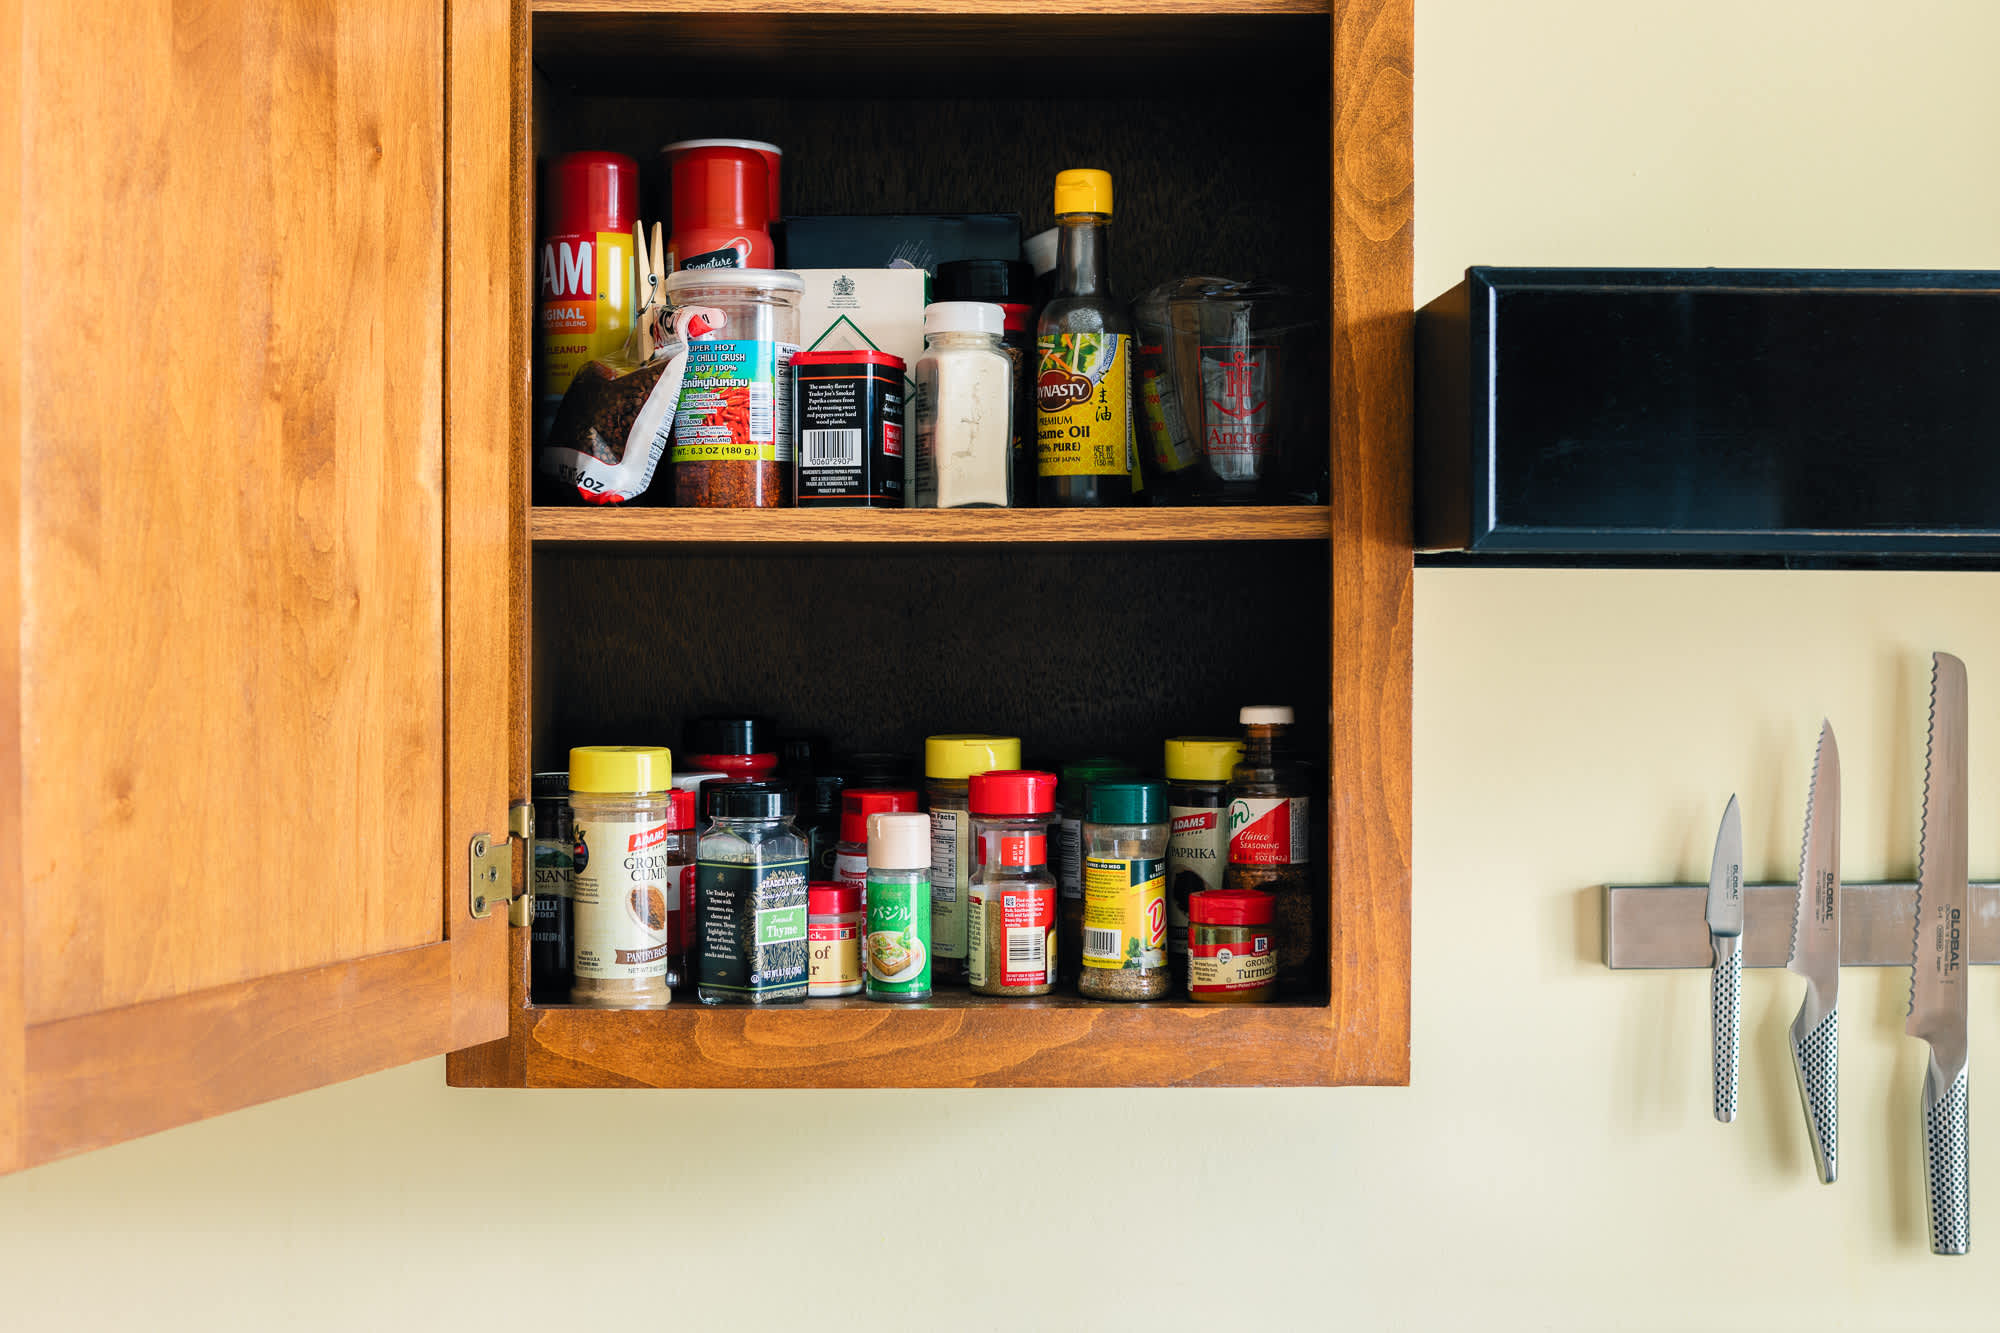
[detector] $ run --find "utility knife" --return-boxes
[1787,720,1841,1182]
[1910,652,1970,1255]
[1707,794,1745,1123]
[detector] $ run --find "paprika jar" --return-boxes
[966,769,1059,997]
[1188,888,1276,1003]
[664,268,803,507]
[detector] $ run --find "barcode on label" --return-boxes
[802,429,863,467]
[1006,927,1046,971]
[749,383,774,442]
[1083,927,1122,961]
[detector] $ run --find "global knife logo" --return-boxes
[1935,904,1963,978]
[1727,864,1740,906]
[1816,869,1836,925]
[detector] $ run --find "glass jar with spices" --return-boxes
[1079,780,1170,1001]
[1188,888,1276,1003]
[807,882,864,998]
[915,302,1015,508]
[935,259,1038,507]
[1225,705,1318,996]
[924,734,1022,985]
[568,746,676,1008]
[866,813,933,1002]
[665,268,802,508]
[695,781,810,1005]
[530,771,574,1005]
[1054,757,1137,985]
[835,787,920,896]
[1164,737,1244,986]
[966,769,1060,997]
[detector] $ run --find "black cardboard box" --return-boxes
[776,214,1023,273]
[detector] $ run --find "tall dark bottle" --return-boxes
[1035,169,1137,507]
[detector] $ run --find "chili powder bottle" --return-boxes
[966,769,1060,997]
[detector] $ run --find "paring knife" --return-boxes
[1910,652,1970,1255]
[1707,795,1745,1123]
[1787,721,1842,1182]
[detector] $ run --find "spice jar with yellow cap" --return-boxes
[568,745,676,1008]
[923,733,1022,985]
[1164,736,1245,984]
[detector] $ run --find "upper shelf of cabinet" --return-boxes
[532,505,1331,544]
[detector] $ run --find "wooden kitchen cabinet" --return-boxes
[0,0,1408,1171]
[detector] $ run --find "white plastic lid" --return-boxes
[924,301,1004,337]
[661,138,782,157]
[868,812,931,870]
[1024,227,1059,277]
[671,771,726,791]
[1240,705,1295,725]
[665,267,804,295]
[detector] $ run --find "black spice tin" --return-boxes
[792,349,906,507]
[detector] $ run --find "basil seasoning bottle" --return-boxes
[865,812,933,1002]
[696,781,811,1005]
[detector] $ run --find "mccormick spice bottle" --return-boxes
[966,769,1060,997]
[807,882,864,998]
[1036,169,1136,507]
[1188,888,1276,1003]
[1225,706,1317,996]
[1079,781,1170,1001]
[695,781,810,1005]
[530,771,575,1005]
[923,734,1023,985]
[1054,757,1138,984]
[835,787,920,897]
[865,813,934,1002]
[1163,737,1244,985]
[792,349,906,507]
[568,746,676,1008]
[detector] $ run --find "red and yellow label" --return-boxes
[1081,855,1166,970]
[537,229,634,408]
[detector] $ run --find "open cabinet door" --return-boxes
[0,0,519,1173]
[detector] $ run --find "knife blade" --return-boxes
[1707,794,1745,1123]
[1787,720,1841,1182]
[1909,652,1970,1255]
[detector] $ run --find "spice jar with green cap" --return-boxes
[1164,736,1245,984]
[923,733,1022,985]
[568,745,676,1008]
[1079,780,1170,1001]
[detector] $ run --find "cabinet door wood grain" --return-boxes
[0,0,514,1173]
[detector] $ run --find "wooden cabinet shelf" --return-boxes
[532,505,1333,545]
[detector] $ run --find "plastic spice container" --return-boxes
[1225,705,1316,996]
[695,781,811,1005]
[1079,780,1170,1001]
[1054,757,1138,984]
[793,349,907,507]
[1164,737,1244,983]
[807,882,864,998]
[1188,888,1276,1003]
[529,771,574,1005]
[866,813,934,1002]
[966,769,1060,997]
[835,787,920,895]
[924,734,1023,985]
[568,746,676,1008]
[914,302,1015,508]
[665,268,803,507]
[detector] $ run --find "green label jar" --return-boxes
[697,858,810,1001]
[865,869,933,999]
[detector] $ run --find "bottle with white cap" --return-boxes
[1225,706,1317,996]
[865,813,934,1001]
[914,300,1015,508]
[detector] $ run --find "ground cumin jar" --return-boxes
[1188,888,1276,1003]
[568,745,675,1008]
[664,268,803,507]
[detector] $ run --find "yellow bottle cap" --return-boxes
[569,745,672,794]
[1164,737,1245,783]
[924,734,1022,781]
[1053,168,1113,217]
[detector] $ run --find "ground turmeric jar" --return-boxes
[1187,888,1276,1003]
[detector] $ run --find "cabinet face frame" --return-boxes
[449,0,1411,1090]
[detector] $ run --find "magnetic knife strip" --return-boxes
[1606,881,2000,968]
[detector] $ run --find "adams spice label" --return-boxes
[1035,332,1131,478]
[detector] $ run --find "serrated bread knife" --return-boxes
[1707,795,1745,1123]
[1909,652,1970,1255]
[1787,721,1842,1182]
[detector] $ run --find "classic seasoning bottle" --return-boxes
[1079,781,1170,1001]
[923,734,1022,985]
[866,813,934,1002]
[529,771,574,1004]
[1036,169,1135,507]
[1054,757,1137,984]
[835,787,919,895]
[1164,737,1244,984]
[807,882,864,998]
[966,769,1060,997]
[1225,706,1317,996]
[568,746,675,1008]
[695,781,810,1005]
[1188,888,1276,1003]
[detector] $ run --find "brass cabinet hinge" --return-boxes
[469,801,537,925]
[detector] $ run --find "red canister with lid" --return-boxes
[808,881,864,997]
[665,141,777,271]
[684,716,780,783]
[834,788,920,894]
[536,151,641,438]
[1187,887,1276,1003]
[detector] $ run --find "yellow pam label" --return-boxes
[1036,333,1131,478]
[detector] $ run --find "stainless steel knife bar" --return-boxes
[1606,881,2000,969]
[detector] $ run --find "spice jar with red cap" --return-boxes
[835,788,921,898]
[1187,888,1276,1003]
[966,769,1060,997]
[807,882,864,997]
[684,715,780,783]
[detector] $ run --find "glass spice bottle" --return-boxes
[915,301,1015,508]
[695,781,810,1005]
[1187,888,1276,1003]
[966,769,1060,997]
[1054,757,1138,985]
[529,771,574,1005]
[923,734,1022,986]
[834,787,920,898]
[866,813,934,1003]
[664,268,802,508]
[1078,781,1170,1001]
[1163,737,1243,987]
[1225,705,1317,997]
[568,746,676,1009]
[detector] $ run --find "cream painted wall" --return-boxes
[6,2,2000,1328]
